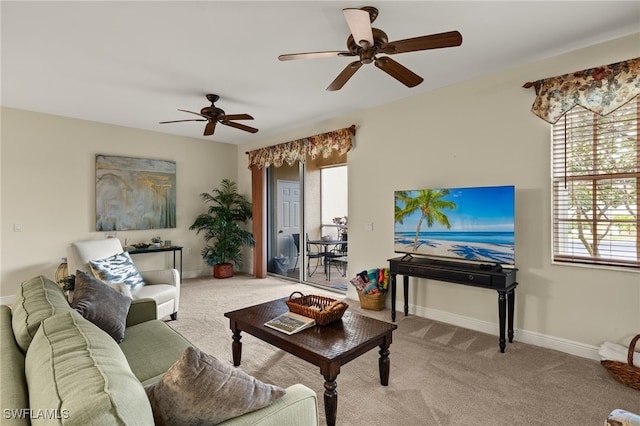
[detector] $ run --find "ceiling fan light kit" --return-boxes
[159,94,258,137]
[278,6,463,91]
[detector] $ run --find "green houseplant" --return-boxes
[189,179,255,278]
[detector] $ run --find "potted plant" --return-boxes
[189,179,255,278]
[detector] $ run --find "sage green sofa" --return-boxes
[1,275,319,425]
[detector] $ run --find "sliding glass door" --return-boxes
[266,156,348,290]
[267,163,301,278]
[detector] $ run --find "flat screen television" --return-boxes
[394,185,515,266]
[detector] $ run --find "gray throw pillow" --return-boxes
[89,251,145,290]
[70,270,131,343]
[145,346,286,425]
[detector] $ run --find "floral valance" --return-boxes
[247,125,356,169]
[523,57,640,124]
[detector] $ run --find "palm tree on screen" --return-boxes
[395,189,457,251]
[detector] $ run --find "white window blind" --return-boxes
[552,97,639,268]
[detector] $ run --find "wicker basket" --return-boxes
[286,292,348,325]
[601,334,640,390]
[357,289,387,311]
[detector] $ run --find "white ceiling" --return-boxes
[2,1,639,145]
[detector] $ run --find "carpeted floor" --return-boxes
[168,274,639,425]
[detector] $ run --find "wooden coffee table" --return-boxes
[224,298,397,426]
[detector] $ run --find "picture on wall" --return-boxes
[96,155,176,231]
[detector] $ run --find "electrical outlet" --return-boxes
[187,247,192,255]
[365,223,373,232]
[14,224,22,232]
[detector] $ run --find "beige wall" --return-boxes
[238,33,640,355]
[1,108,238,298]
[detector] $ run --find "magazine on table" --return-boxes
[264,311,316,335]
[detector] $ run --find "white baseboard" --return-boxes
[408,303,600,361]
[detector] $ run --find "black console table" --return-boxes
[388,255,518,353]
[126,246,183,282]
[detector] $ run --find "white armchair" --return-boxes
[67,238,180,320]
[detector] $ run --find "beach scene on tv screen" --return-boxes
[394,186,515,265]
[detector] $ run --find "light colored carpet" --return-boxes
[168,274,639,425]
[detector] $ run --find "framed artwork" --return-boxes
[95,155,176,231]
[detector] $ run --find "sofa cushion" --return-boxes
[1,306,29,426]
[11,275,73,352]
[144,346,286,425]
[90,251,145,290]
[25,310,154,425]
[119,319,192,384]
[70,270,131,343]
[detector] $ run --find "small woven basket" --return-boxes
[286,292,348,325]
[357,289,387,311]
[601,334,640,390]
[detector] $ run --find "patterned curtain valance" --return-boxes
[247,125,356,169]
[523,57,640,124]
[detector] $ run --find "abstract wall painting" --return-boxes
[95,155,176,231]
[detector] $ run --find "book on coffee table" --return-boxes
[264,311,316,335]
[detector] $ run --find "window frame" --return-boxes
[551,97,639,270]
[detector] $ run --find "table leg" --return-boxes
[322,373,338,426]
[378,339,391,386]
[403,275,409,317]
[390,273,397,322]
[231,328,243,366]
[498,291,506,353]
[507,288,515,343]
[324,246,329,279]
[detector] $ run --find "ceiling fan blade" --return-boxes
[343,8,374,47]
[159,119,207,124]
[204,121,216,136]
[326,60,363,91]
[279,51,354,61]
[374,57,423,88]
[222,114,254,121]
[222,121,259,134]
[178,109,208,118]
[381,31,463,55]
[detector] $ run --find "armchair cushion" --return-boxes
[68,238,123,274]
[145,346,286,425]
[133,284,176,306]
[70,271,131,343]
[90,251,145,290]
[140,268,180,286]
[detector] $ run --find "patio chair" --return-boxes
[305,234,325,277]
[326,232,347,280]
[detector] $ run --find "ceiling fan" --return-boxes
[159,94,258,136]
[278,6,462,91]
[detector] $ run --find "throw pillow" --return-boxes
[71,270,131,342]
[105,282,133,298]
[89,251,145,290]
[145,346,286,425]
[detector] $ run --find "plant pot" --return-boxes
[213,263,233,279]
